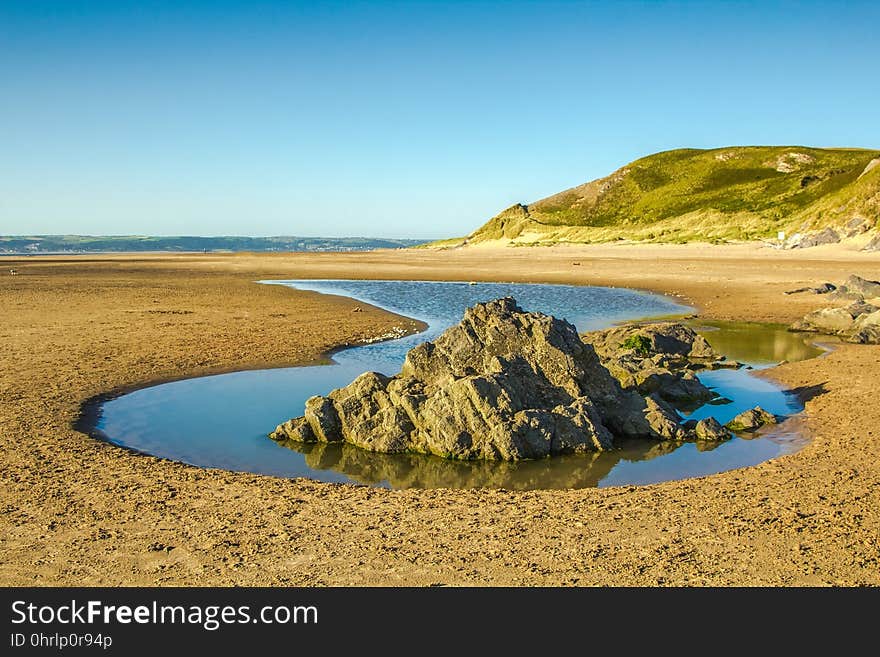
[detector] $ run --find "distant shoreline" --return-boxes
[1,249,413,256]
[0,234,430,255]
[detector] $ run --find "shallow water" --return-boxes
[96,280,819,489]
[688,320,824,366]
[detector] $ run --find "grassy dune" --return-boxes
[454,146,880,246]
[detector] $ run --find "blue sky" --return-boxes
[1,1,878,239]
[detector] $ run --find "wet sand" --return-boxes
[1,243,879,585]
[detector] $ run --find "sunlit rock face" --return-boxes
[271,298,727,460]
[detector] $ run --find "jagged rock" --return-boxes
[842,275,880,299]
[785,227,840,249]
[850,310,880,344]
[847,300,880,317]
[864,233,880,252]
[304,395,344,443]
[789,300,880,344]
[826,288,870,302]
[791,306,862,333]
[586,322,718,360]
[643,396,688,441]
[272,298,672,460]
[327,372,416,452]
[271,299,770,459]
[694,417,731,441]
[634,368,715,407]
[726,406,778,432]
[583,322,718,407]
[823,275,880,302]
[272,417,316,443]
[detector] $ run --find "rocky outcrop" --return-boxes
[726,407,778,432]
[694,417,731,441]
[642,395,689,441]
[585,322,718,361]
[789,274,880,344]
[815,275,880,302]
[791,303,873,333]
[791,300,880,344]
[271,299,732,460]
[583,322,725,409]
[785,227,841,249]
[841,275,880,300]
[851,309,880,344]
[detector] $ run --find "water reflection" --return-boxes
[275,438,684,490]
[273,419,799,489]
[689,320,823,365]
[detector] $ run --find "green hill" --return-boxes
[451,146,880,248]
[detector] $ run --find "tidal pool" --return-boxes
[93,280,820,489]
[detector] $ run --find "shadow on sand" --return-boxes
[784,383,828,405]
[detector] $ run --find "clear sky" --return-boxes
[1,1,878,239]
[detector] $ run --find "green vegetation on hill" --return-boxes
[457,146,880,246]
[0,235,427,254]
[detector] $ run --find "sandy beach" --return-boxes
[2,242,879,586]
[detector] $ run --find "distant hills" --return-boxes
[444,146,880,249]
[0,235,427,255]
[8,147,880,255]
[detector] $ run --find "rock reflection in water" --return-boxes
[275,437,685,490]
[689,321,823,365]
